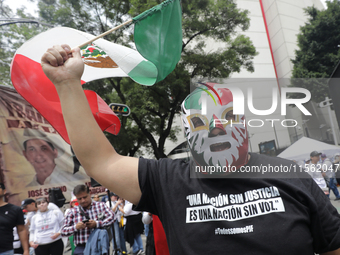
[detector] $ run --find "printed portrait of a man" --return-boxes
[18,128,86,186]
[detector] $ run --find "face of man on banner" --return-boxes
[181,84,249,170]
[23,138,58,184]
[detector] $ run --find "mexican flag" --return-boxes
[10,0,182,144]
[132,0,182,84]
[10,27,127,144]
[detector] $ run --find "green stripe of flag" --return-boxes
[128,60,157,86]
[132,0,182,85]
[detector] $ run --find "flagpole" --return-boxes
[77,19,133,49]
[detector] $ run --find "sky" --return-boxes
[5,0,39,17]
[4,0,329,17]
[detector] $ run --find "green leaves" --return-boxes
[292,1,340,102]
[3,0,256,158]
[0,4,46,86]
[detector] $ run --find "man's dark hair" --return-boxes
[0,182,5,190]
[73,184,90,196]
[23,139,55,151]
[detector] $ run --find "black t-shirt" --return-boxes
[135,153,340,255]
[0,203,25,252]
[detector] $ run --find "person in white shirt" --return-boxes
[21,198,62,227]
[322,153,340,200]
[305,151,328,195]
[29,197,64,255]
[106,193,127,254]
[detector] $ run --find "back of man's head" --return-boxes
[73,184,89,196]
[21,198,36,211]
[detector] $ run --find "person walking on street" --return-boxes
[305,151,329,195]
[321,154,340,201]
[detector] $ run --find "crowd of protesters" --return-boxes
[1,183,151,255]
[3,148,339,255]
[3,148,340,255]
[301,151,340,200]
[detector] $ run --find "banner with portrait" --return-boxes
[0,85,96,206]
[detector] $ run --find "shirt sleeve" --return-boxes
[29,215,36,242]
[61,209,77,237]
[57,210,65,233]
[124,201,134,215]
[48,203,61,211]
[134,157,188,218]
[16,207,25,226]
[133,158,162,216]
[26,212,33,225]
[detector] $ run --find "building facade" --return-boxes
[166,0,338,159]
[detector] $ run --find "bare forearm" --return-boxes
[112,202,120,212]
[321,248,340,255]
[56,81,116,173]
[41,45,112,172]
[56,82,140,203]
[41,45,141,204]
[118,206,125,214]
[17,227,29,252]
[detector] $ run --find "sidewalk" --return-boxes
[64,233,147,255]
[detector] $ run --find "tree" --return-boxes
[291,0,340,102]
[5,0,257,158]
[0,3,47,86]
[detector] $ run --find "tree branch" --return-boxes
[93,2,107,36]
[159,94,180,151]
[145,106,161,117]
[109,79,126,103]
[131,112,164,159]
[183,28,211,50]
[129,136,143,157]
